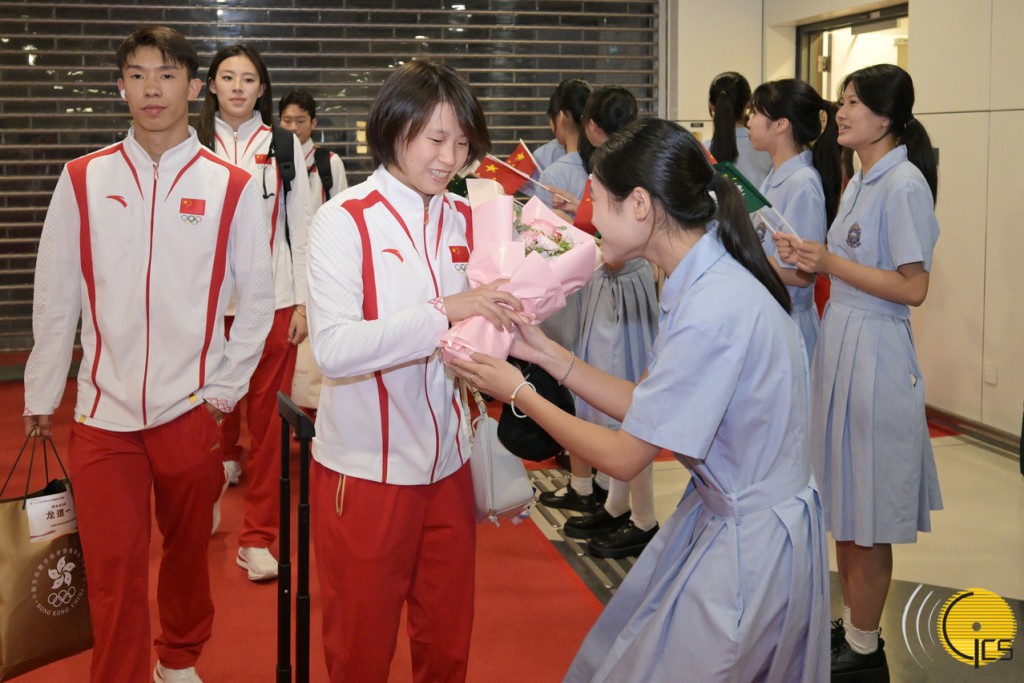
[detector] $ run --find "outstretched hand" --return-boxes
[444,280,523,332]
[449,352,526,405]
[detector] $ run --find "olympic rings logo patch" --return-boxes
[181,214,203,224]
[454,263,467,273]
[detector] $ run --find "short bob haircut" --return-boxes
[366,59,490,169]
[115,25,199,80]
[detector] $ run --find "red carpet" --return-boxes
[1,380,602,681]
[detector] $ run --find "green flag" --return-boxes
[447,173,469,198]
[713,161,771,214]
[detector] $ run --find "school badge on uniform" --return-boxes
[846,222,862,249]
[180,198,206,224]
[449,245,470,273]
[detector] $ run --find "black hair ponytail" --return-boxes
[708,72,752,164]
[813,100,842,225]
[709,173,792,313]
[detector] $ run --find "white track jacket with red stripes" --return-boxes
[307,167,474,485]
[23,128,275,431]
[213,113,310,311]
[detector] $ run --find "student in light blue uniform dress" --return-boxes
[747,79,842,354]
[561,86,661,559]
[776,64,942,682]
[706,71,772,188]
[533,78,591,220]
[534,138,566,170]
[451,119,829,682]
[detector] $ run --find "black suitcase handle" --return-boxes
[277,392,315,683]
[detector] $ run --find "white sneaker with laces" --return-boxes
[211,464,231,535]
[223,459,242,485]
[237,546,279,581]
[153,661,203,682]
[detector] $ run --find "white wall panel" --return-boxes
[990,0,1024,111]
[669,0,763,136]
[981,111,1024,432]
[912,113,988,421]
[910,0,991,113]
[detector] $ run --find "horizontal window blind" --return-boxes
[0,0,658,356]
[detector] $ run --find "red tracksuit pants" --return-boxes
[311,460,477,683]
[68,406,224,682]
[220,307,295,547]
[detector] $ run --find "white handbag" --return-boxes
[464,384,534,525]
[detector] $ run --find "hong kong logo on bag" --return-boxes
[846,222,862,249]
[31,547,87,617]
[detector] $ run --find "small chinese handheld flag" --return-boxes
[475,155,529,195]
[573,178,597,236]
[506,140,539,179]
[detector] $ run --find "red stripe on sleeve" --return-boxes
[67,144,125,417]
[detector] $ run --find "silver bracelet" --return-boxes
[509,380,536,418]
[557,351,576,385]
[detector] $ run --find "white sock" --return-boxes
[846,623,879,654]
[604,477,630,517]
[594,470,610,490]
[627,465,657,530]
[570,475,593,496]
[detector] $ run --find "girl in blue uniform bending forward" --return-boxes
[452,118,829,682]
[776,64,942,682]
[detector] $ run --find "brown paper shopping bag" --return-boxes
[0,436,92,680]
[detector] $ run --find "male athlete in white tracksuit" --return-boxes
[22,26,274,683]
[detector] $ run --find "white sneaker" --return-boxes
[223,459,242,485]
[154,661,203,682]
[237,546,279,581]
[211,464,231,535]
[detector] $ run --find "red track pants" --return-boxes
[311,460,477,683]
[220,307,295,547]
[68,406,223,682]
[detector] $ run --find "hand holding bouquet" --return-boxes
[439,179,599,362]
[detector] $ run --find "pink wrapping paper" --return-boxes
[439,181,599,362]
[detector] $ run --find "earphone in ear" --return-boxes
[120,89,126,99]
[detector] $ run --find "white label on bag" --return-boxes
[26,489,78,542]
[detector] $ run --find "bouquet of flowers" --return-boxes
[439,179,599,362]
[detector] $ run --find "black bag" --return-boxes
[497,361,575,462]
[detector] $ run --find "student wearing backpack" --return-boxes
[279,89,348,212]
[278,89,348,412]
[197,44,312,583]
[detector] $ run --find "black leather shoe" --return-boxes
[593,480,608,504]
[588,521,659,559]
[538,486,600,513]
[831,638,889,682]
[563,508,629,539]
